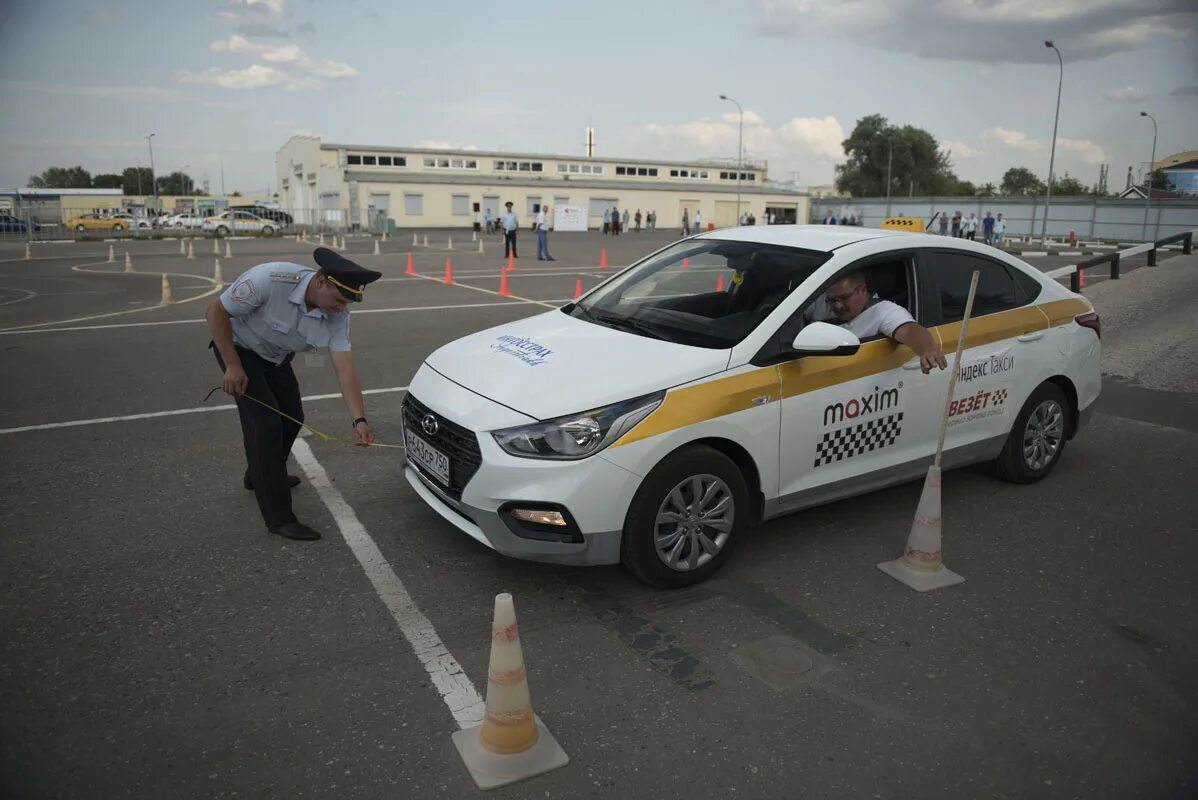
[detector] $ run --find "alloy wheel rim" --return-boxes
[653,473,734,571]
[1022,400,1064,471]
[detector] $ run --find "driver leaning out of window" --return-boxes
[807,271,947,374]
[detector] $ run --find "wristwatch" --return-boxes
[351,416,367,428]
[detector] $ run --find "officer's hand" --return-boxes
[222,365,248,396]
[920,345,948,374]
[354,420,374,447]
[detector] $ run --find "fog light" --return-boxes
[510,508,568,527]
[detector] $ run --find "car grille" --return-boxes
[402,393,482,501]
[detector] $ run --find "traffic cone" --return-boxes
[472,230,477,242]
[160,274,174,304]
[373,239,380,256]
[295,233,302,243]
[573,278,583,299]
[681,257,689,270]
[877,465,965,591]
[124,252,133,273]
[179,238,185,255]
[213,239,220,255]
[1078,268,1086,288]
[382,230,388,242]
[412,232,418,247]
[716,274,725,292]
[108,244,115,263]
[24,242,31,260]
[214,258,223,288]
[186,241,195,259]
[405,251,416,275]
[452,593,569,790]
[599,248,609,269]
[478,239,485,254]
[225,241,232,259]
[423,234,429,247]
[506,253,515,273]
[443,257,455,285]
[497,269,512,297]
[448,236,454,251]
[320,233,326,246]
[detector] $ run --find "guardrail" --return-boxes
[1044,229,1193,293]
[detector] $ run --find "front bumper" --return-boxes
[402,366,642,566]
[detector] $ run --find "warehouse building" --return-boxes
[275,136,808,232]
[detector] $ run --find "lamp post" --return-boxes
[146,133,157,201]
[1040,40,1063,245]
[719,94,743,225]
[1139,111,1157,242]
[884,137,894,217]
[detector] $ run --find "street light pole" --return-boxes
[1041,40,1063,245]
[884,138,893,217]
[146,133,157,201]
[719,94,743,225]
[1140,111,1158,242]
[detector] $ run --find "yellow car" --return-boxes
[68,213,140,232]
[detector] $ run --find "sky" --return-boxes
[1,0,1195,195]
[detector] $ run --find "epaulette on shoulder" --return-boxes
[269,270,302,282]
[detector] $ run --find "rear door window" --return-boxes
[922,251,1024,325]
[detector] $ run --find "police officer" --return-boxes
[205,247,382,541]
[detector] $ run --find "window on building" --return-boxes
[378,156,392,166]
[404,194,423,216]
[616,166,627,175]
[394,157,407,166]
[451,194,470,215]
[531,162,542,172]
[924,252,1022,324]
[424,157,436,168]
[362,156,377,166]
[648,168,657,176]
[526,197,542,215]
[347,155,362,165]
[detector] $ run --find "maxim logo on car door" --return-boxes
[816,381,904,468]
[823,382,902,427]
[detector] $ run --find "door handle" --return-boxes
[1017,331,1045,342]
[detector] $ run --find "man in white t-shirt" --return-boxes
[808,271,947,374]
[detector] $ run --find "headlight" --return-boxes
[492,391,665,460]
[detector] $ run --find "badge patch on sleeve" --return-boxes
[231,279,256,301]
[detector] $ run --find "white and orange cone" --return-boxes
[124,252,134,273]
[319,233,326,246]
[225,240,232,259]
[447,235,453,251]
[186,241,195,260]
[412,232,418,247]
[478,238,485,254]
[213,258,223,288]
[373,238,380,256]
[179,238,186,255]
[423,234,429,247]
[876,465,964,591]
[108,244,115,263]
[160,274,174,304]
[213,238,220,255]
[472,230,477,242]
[24,242,31,260]
[452,593,568,789]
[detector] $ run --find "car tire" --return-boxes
[75,224,86,232]
[262,225,274,236]
[216,225,229,237]
[620,445,748,588]
[112,223,123,232]
[995,382,1070,484]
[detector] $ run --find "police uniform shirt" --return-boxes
[807,293,914,340]
[220,262,351,364]
[501,210,519,231]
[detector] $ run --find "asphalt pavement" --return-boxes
[1,230,1195,799]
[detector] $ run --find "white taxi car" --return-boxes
[403,226,1100,587]
[201,210,277,237]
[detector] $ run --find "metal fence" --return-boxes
[0,204,303,242]
[810,195,1198,243]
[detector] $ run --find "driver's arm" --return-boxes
[892,322,947,374]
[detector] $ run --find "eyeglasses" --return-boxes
[826,285,863,306]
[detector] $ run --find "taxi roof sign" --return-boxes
[879,217,925,232]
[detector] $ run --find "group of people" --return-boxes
[937,211,1007,246]
[821,213,863,226]
[602,207,658,234]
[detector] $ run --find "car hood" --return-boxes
[424,309,729,420]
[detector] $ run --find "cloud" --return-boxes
[777,116,845,159]
[207,36,357,83]
[941,139,979,158]
[1057,137,1107,164]
[261,43,303,62]
[217,0,286,22]
[1107,85,1147,102]
[178,64,290,89]
[236,22,291,37]
[1171,85,1198,96]
[211,34,263,53]
[642,113,846,163]
[204,100,247,109]
[720,110,765,125]
[755,0,1197,62]
[296,21,316,35]
[414,140,478,151]
[982,126,1041,151]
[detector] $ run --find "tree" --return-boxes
[978,182,997,197]
[1000,167,1045,196]
[27,165,92,188]
[1148,169,1170,190]
[1051,173,1087,196]
[835,114,959,198]
[92,173,124,189]
[155,171,198,195]
[120,166,154,196]
[231,190,242,197]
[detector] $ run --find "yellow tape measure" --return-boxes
[205,388,406,450]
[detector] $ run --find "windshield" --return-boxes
[566,239,828,349]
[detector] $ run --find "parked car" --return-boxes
[201,210,277,236]
[109,212,152,229]
[401,226,1102,586]
[0,214,40,233]
[68,213,133,232]
[232,205,293,226]
[170,214,206,229]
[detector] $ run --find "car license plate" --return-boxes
[405,428,451,486]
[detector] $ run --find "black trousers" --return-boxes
[504,230,517,258]
[212,344,303,528]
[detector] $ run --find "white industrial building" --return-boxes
[275,136,808,232]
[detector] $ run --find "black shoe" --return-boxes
[537,257,546,261]
[244,474,301,491]
[269,521,321,541]
[547,257,556,261]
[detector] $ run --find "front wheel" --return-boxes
[261,225,274,236]
[75,224,86,232]
[621,445,748,588]
[216,225,229,236]
[112,223,123,232]
[996,382,1070,483]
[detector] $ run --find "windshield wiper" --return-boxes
[592,311,668,341]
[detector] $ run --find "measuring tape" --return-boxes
[204,387,406,450]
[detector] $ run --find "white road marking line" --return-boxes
[0,299,561,336]
[0,386,408,435]
[0,287,37,307]
[289,438,485,728]
[410,271,559,308]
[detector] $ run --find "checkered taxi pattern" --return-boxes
[814,413,904,468]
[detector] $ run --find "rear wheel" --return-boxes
[261,225,274,236]
[111,223,123,232]
[996,382,1070,483]
[75,224,86,232]
[621,445,747,587]
[216,225,230,237]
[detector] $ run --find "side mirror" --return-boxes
[791,321,861,356]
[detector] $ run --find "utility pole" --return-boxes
[146,133,157,201]
[720,94,744,225]
[1139,111,1158,242]
[1040,41,1063,244]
